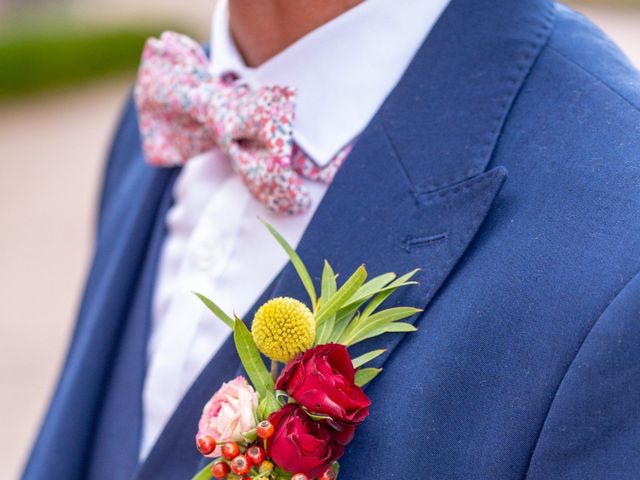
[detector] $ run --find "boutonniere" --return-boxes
[192,221,420,480]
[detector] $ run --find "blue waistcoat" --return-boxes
[23,0,640,478]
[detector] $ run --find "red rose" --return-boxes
[267,403,351,477]
[276,343,371,427]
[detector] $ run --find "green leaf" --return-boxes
[340,272,397,309]
[258,470,277,479]
[365,307,422,327]
[256,393,281,421]
[351,349,386,368]
[191,461,215,480]
[315,317,335,345]
[392,268,421,285]
[305,411,335,422]
[320,260,337,302]
[342,307,421,346]
[347,269,419,312]
[331,461,340,479]
[348,321,418,346]
[330,306,361,344]
[241,428,258,443]
[272,467,292,479]
[359,286,398,321]
[233,316,274,398]
[194,292,234,329]
[315,265,367,326]
[299,406,344,430]
[378,321,418,334]
[339,289,397,343]
[337,269,421,344]
[355,367,382,387]
[261,219,317,308]
[275,389,289,404]
[315,261,338,344]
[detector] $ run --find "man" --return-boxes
[24,0,640,478]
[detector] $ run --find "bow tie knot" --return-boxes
[208,83,296,157]
[134,31,310,214]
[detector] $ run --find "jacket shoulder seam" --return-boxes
[547,44,640,115]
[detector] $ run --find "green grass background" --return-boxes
[0,19,191,99]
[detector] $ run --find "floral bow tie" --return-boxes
[134,31,350,215]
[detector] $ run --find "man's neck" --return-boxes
[228,0,363,67]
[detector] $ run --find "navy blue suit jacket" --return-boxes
[24,1,640,478]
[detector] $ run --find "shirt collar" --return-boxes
[210,0,450,167]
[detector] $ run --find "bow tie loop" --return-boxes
[134,31,319,214]
[135,32,220,166]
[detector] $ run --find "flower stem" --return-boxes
[270,360,279,381]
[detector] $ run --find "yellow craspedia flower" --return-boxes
[251,297,315,362]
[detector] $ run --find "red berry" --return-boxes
[230,455,251,475]
[319,467,337,480]
[246,445,266,465]
[196,435,216,455]
[256,420,275,439]
[291,474,309,480]
[221,441,240,460]
[211,461,230,479]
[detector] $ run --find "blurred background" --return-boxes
[0,0,638,477]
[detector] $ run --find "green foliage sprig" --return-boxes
[196,220,421,393]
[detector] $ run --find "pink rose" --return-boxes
[196,376,259,457]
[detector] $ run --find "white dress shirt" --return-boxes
[140,0,451,459]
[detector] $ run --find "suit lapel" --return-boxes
[245,0,554,368]
[254,118,507,370]
[137,0,554,476]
